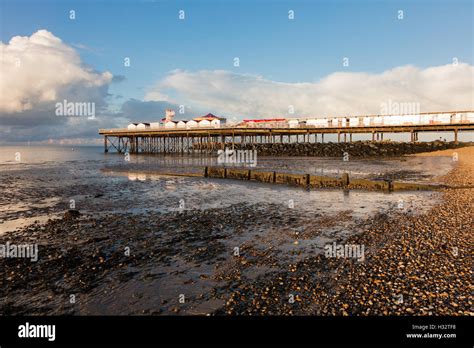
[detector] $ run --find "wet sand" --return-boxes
[0,147,472,315]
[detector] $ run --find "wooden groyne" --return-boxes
[103,166,460,192]
[203,167,446,191]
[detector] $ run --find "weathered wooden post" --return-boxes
[342,173,350,186]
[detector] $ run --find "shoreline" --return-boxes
[0,147,472,315]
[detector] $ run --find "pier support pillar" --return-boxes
[454,129,458,144]
[104,136,108,153]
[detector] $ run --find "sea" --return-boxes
[0,145,454,235]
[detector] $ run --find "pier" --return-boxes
[99,111,474,154]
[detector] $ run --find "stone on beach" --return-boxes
[64,209,81,220]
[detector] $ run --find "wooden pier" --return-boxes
[99,113,474,154]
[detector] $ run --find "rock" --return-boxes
[64,209,81,220]
[233,141,467,157]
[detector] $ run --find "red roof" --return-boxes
[194,113,225,121]
[243,118,287,123]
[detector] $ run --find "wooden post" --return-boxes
[104,136,108,153]
[342,173,350,186]
[454,129,458,144]
[387,180,393,192]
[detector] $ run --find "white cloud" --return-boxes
[0,29,112,114]
[145,64,474,118]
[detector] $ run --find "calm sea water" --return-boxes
[0,145,451,234]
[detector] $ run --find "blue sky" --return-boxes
[2,0,473,102]
[0,0,473,142]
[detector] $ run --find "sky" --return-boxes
[0,0,473,143]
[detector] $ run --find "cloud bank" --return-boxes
[0,30,112,115]
[0,30,118,142]
[145,65,474,118]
